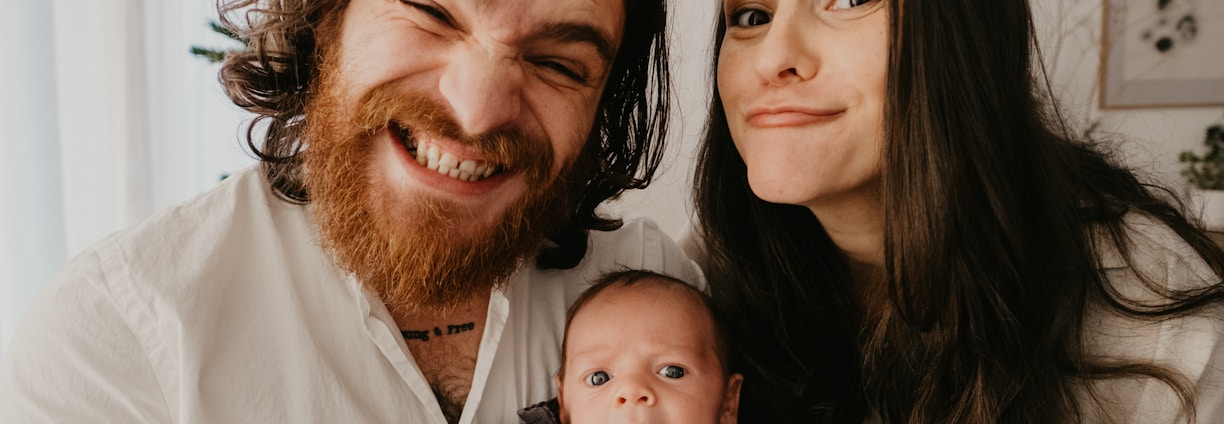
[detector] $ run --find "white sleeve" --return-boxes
[0,249,170,423]
[1078,302,1224,424]
[675,223,709,273]
[606,218,707,292]
[1078,218,1224,423]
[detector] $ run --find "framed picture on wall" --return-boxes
[1101,0,1224,108]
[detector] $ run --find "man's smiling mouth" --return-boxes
[390,121,505,182]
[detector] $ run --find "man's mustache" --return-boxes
[352,85,554,186]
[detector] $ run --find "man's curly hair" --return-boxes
[216,0,671,269]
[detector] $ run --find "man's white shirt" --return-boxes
[0,167,705,423]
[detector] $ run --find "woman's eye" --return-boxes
[830,0,873,10]
[586,371,611,386]
[728,8,771,27]
[658,365,686,379]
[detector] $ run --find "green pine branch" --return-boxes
[208,20,242,43]
[190,20,246,64]
[189,46,228,63]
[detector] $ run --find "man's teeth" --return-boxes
[413,139,499,182]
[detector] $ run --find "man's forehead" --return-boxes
[471,0,622,17]
[464,0,625,47]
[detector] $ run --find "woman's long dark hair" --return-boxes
[216,0,671,269]
[695,0,1224,422]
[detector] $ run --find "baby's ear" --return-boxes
[719,373,744,424]
[555,375,568,424]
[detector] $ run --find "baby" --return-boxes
[520,270,743,424]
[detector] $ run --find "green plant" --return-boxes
[1180,124,1224,190]
[190,20,244,64]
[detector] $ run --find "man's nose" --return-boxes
[615,377,657,407]
[438,46,525,135]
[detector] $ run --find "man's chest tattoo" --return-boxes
[401,321,476,342]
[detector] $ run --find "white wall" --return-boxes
[1033,0,1224,191]
[605,0,719,239]
[612,0,1224,240]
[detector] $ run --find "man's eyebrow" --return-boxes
[530,22,619,65]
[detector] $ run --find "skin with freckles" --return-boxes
[302,0,627,311]
[299,0,628,421]
[322,0,623,236]
[556,276,742,424]
[697,0,1224,422]
[718,0,888,229]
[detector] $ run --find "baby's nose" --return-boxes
[615,377,657,407]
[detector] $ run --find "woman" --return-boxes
[694,0,1224,422]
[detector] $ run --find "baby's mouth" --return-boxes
[390,121,505,182]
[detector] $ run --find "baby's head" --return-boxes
[556,270,742,424]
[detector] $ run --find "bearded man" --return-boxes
[0,0,701,422]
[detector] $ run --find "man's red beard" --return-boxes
[301,58,581,312]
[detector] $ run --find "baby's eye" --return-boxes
[658,365,686,379]
[728,8,771,27]
[586,371,611,386]
[830,0,874,10]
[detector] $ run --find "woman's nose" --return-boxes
[753,13,819,86]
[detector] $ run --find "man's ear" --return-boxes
[719,373,744,424]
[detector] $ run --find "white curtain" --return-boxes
[2,0,66,354]
[1,0,254,352]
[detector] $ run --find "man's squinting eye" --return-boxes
[534,59,588,84]
[401,0,456,27]
[830,0,874,9]
[728,8,771,27]
[658,365,685,379]
[586,371,611,386]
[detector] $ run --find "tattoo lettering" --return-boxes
[402,330,431,342]
[447,322,476,335]
[401,322,476,342]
